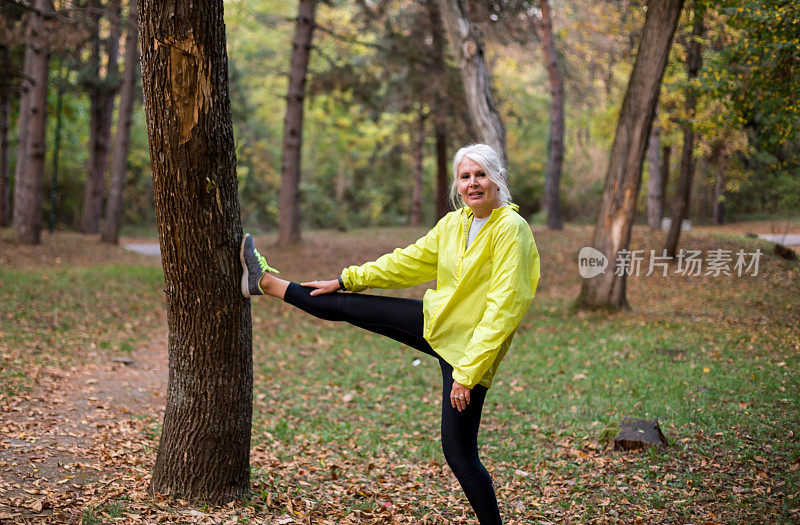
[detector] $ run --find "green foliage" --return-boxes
[11,0,796,231]
[717,0,800,148]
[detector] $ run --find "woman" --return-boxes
[240,143,540,524]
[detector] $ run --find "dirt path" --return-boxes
[0,334,167,521]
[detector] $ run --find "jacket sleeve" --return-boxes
[340,221,439,292]
[452,221,540,388]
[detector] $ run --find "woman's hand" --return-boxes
[450,381,471,412]
[301,279,341,296]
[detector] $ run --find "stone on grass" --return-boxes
[601,417,668,450]
[774,243,797,261]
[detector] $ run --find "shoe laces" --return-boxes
[254,247,279,274]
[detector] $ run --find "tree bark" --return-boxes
[12,0,52,245]
[577,0,684,310]
[660,144,671,221]
[101,0,139,244]
[435,118,449,218]
[48,77,64,233]
[0,45,11,227]
[664,2,703,257]
[436,0,506,163]
[647,124,662,230]
[428,0,450,220]
[410,109,425,227]
[140,0,253,503]
[278,0,318,246]
[713,151,724,224]
[82,0,122,234]
[538,0,564,230]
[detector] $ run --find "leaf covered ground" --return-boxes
[0,221,798,524]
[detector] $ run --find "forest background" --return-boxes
[2,0,800,521]
[1,0,798,238]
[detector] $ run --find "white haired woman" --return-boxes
[240,144,540,524]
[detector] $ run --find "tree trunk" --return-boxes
[101,0,139,244]
[278,0,318,246]
[436,0,506,163]
[577,0,684,310]
[538,0,564,230]
[82,0,122,233]
[49,78,64,233]
[646,124,662,230]
[435,119,449,218]
[410,109,425,227]
[664,2,703,257]
[140,0,253,503]
[660,144,671,222]
[713,152,724,224]
[428,0,450,220]
[12,0,52,245]
[334,158,348,230]
[0,45,11,227]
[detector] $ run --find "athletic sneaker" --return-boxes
[240,233,279,298]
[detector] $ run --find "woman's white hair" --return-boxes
[449,143,512,210]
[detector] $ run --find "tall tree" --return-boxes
[577,0,684,310]
[12,0,52,245]
[537,0,564,230]
[434,118,449,218]
[429,0,451,220]
[81,0,121,233]
[278,0,318,246]
[646,123,663,230]
[436,0,507,163]
[0,45,11,227]
[664,1,704,257]
[139,0,253,503]
[711,143,724,224]
[101,0,138,244]
[409,108,426,226]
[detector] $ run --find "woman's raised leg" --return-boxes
[242,233,435,356]
[282,282,437,357]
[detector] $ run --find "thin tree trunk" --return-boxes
[334,158,347,230]
[82,5,104,232]
[647,124,662,230]
[82,0,122,233]
[102,0,139,244]
[660,143,671,223]
[577,0,684,310]
[140,0,253,503]
[428,0,450,220]
[435,120,449,218]
[410,109,425,227]
[278,0,318,246]
[538,0,564,230]
[436,0,506,163]
[49,78,64,233]
[0,45,11,227]
[664,2,703,257]
[713,152,724,224]
[12,0,52,245]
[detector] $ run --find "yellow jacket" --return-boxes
[340,204,540,389]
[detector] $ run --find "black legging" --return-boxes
[283,283,502,524]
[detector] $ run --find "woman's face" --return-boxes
[457,157,501,218]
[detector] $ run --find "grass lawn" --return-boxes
[1,224,798,523]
